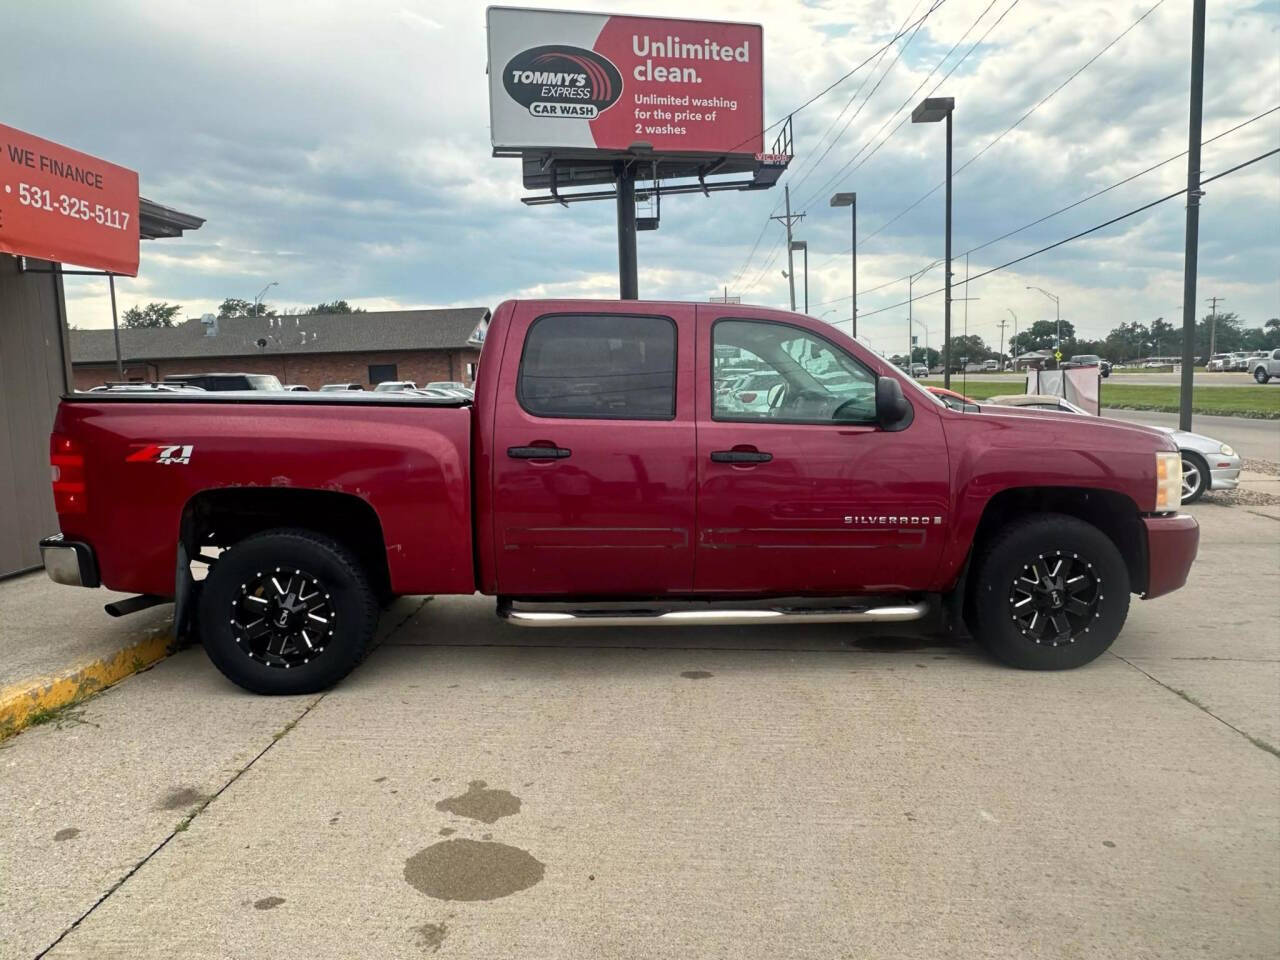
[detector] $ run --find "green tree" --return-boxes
[218,297,275,319]
[305,300,365,315]
[945,334,992,366]
[1012,318,1076,354]
[122,301,182,329]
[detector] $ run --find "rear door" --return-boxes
[491,303,696,596]
[694,308,950,595]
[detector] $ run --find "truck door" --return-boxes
[490,303,697,595]
[694,308,950,595]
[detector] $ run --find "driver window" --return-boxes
[712,319,877,423]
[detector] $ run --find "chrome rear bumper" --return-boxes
[39,534,100,588]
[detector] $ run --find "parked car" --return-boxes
[85,382,206,393]
[924,385,979,412]
[725,371,784,414]
[1228,352,1252,372]
[1064,354,1111,377]
[373,380,418,392]
[319,383,364,392]
[908,363,929,378]
[426,381,469,392]
[1206,353,1232,372]
[163,373,284,391]
[40,298,1199,693]
[983,394,1240,503]
[982,360,1000,372]
[282,384,310,392]
[1251,348,1280,384]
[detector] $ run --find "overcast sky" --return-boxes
[3,0,1277,353]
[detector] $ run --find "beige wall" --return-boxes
[0,256,70,577]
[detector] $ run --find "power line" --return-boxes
[724,0,952,289]
[810,104,1279,305]
[857,0,1169,252]
[799,0,1014,215]
[842,146,1279,323]
[788,0,940,199]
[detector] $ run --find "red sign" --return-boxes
[0,124,140,275]
[489,9,765,157]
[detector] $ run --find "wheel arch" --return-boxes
[966,487,1147,606]
[180,487,392,601]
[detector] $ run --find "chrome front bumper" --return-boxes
[39,534,100,588]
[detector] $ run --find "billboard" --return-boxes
[0,124,140,276]
[488,7,764,158]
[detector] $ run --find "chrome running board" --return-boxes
[498,598,930,628]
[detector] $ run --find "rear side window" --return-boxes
[518,313,676,420]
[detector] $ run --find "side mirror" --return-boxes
[875,377,914,432]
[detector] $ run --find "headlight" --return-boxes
[1155,452,1182,512]
[1219,443,1235,457]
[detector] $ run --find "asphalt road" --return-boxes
[3,499,1277,960]
[1106,409,1280,463]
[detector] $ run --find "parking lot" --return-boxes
[2,487,1277,960]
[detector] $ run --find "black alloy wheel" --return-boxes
[230,567,335,668]
[1007,551,1101,647]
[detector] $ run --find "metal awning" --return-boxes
[139,198,205,240]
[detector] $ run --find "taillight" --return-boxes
[50,433,86,514]
[738,392,757,403]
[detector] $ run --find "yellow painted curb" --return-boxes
[0,628,176,740]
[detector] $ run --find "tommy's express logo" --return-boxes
[503,45,623,119]
[127,443,194,465]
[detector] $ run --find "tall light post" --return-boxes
[912,96,955,386]
[789,240,809,314]
[1006,308,1018,369]
[908,259,944,378]
[253,280,278,317]
[1026,285,1061,360]
[830,192,857,336]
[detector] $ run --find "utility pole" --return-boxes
[1178,0,1207,431]
[771,185,805,312]
[1206,295,1223,357]
[1007,308,1018,368]
[997,317,1009,367]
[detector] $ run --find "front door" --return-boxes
[694,310,950,595]
[491,304,696,596]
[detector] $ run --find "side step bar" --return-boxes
[498,598,930,628]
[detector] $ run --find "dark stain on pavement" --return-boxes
[53,827,80,841]
[413,921,448,952]
[157,786,207,810]
[254,896,286,911]
[1102,840,1117,848]
[680,670,713,679]
[438,827,456,836]
[847,636,961,652]
[374,776,388,783]
[404,839,545,901]
[435,780,521,824]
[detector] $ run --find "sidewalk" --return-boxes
[0,571,176,738]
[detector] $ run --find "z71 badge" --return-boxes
[127,443,193,465]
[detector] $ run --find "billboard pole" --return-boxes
[1178,0,1206,432]
[616,161,638,300]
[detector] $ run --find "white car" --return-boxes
[373,380,418,392]
[319,383,364,392]
[984,394,1240,503]
[726,372,783,414]
[1206,353,1232,372]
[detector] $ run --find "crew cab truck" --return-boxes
[41,299,1200,694]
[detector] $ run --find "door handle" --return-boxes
[508,445,571,460]
[710,450,773,463]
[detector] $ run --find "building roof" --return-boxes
[139,198,205,240]
[71,307,490,363]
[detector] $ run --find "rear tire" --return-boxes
[970,514,1129,670]
[198,528,378,694]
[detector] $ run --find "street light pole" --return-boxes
[254,280,278,317]
[1006,308,1018,368]
[1026,285,1061,361]
[830,192,857,335]
[912,96,956,387]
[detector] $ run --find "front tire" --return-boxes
[1181,451,1209,504]
[970,514,1130,670]
[1255,367,1270,384]
[198,528,378,694]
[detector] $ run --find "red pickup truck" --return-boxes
[41,299,1199,693]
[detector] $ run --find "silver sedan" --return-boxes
[983,394,1241,503]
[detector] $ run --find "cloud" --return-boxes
[2,0,1275,345]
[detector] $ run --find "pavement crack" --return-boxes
[33,693,327,958]
[1110,652,1280,761]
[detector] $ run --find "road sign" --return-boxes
[0,124,139,275]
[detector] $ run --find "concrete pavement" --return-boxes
[1,504,1277,960]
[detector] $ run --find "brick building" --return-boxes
[70,307,489,391]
